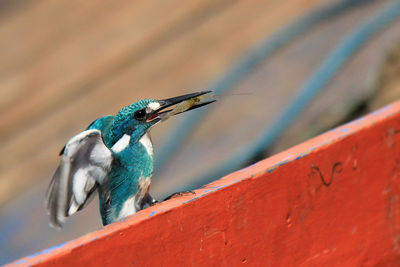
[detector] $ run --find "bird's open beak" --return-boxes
[146,91,215,122]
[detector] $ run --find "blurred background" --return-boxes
[1,0,400,264]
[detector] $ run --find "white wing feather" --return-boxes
[46,129,112,229]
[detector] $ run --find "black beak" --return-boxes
[159,91,213,109]
[147,91,215,122]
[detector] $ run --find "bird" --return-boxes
[46,91,215,228]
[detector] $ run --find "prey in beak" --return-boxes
[146,91,216,122]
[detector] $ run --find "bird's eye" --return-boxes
[134,109,146,120]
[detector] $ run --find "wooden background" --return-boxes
[1,0,400,264]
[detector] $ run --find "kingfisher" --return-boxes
[46,91,215,228]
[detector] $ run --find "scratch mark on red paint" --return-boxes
[310,162,342,187]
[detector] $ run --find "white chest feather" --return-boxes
[139,134,153,156]
[115,176,151,221]
[111,134,131,153]
[116,196,137,220]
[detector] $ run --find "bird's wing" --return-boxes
[46,129,113,229]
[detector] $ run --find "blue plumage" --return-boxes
[46,91,214,228]
[87,115,153,225]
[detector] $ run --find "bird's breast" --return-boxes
[115,195,136,221]
[137,176,151,193]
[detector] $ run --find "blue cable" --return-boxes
[186,0,400,189]
[155,0,375,173]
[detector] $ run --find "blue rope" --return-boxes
[155,0,374,173]
[186,0,400,189]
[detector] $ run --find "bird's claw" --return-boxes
[163,190,196,201]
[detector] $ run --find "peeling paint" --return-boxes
[148,211,158,217]
[26,241,68,259]
[266,166,278,173]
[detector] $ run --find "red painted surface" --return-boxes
[8,101,400,266]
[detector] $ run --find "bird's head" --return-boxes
[110,91,215,146]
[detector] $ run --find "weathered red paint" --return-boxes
[8,101,400,266]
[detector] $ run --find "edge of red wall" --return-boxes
[8,100,400,266]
